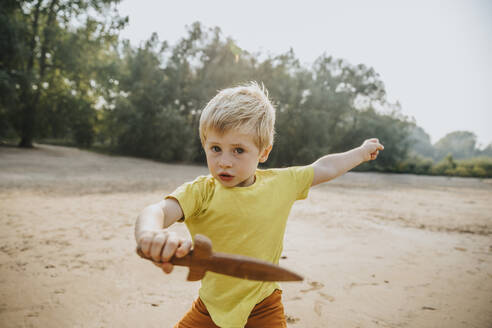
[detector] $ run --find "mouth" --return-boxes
[218,173,234,181]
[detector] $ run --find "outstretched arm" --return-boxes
[311,138,384,186]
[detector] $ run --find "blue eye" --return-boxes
[211,146,221,152]
[234,148,244,154]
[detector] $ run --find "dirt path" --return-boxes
[1,144,491,327]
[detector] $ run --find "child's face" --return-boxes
[203,129,272,187]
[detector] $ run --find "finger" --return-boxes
[161,262,174,274]
[369,143,383,152]
[175,239,192,258]
[161,234,179,262]
[152,261,174,274]
[139,232,155,257]
[150,233,168,262]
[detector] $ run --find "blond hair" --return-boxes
[199,82,275,151]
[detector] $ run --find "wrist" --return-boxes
[356,146,366,163]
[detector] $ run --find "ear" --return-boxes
[259,145,273,163]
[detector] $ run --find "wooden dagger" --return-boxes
[136,234,303,282]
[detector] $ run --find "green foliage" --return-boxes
[406,124,435,158]
[454,158,492,178]
[1,0,126,147]
[114,104,191,161]
[434,131,478,160]
[0,1,27,138]
[479,143,492,157]
[99,34,192,161]
[391,156,433,175]
[70,98,96,147]
[393,155,492,178]
[408,128,490,165]
[3,9,488,178]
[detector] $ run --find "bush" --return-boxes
[113,104,191,162]
[391,154,492,178]
[69,99,96,148]
[457,157,492,178]
[424,156,492,178]
[471,166,487,178]
[394,156,433,174]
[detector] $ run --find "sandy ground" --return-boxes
[0,144,491,328]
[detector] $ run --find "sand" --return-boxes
[0,144,491,328]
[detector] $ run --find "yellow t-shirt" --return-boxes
[167,166,314,328]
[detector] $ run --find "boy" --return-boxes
[135,82,384,328]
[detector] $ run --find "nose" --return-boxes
[218,154,232,168]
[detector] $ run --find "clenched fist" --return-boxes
[136,229,192,273]
[360,138,384,162]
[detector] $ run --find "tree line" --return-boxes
[1,1,490,178]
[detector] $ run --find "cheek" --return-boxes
[204,151,215,161]
[243,157,259,170]
[204,153,215,167]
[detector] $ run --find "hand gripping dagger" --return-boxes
[136,234,303,282]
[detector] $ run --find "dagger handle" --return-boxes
[136,247,193,267]
[171,252,193,266]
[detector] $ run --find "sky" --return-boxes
[117,0,492,147]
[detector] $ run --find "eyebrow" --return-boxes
[207,140,247,148]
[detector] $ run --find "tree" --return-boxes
[1,0,126,147]
[406,124,435,158]
[480,143,492,157]
[104,33,191,161]
[0,0,29,139]
[434,131,478,160]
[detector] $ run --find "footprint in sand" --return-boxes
[345,282,379,290]
[421,306,437,311]
[300,280,324,293]
[289,296,302,301]
[285,314,300,324]
[314,300,324,317]
[102,234,114,241]
[318,292,335,302]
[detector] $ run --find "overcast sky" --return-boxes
[118,0,492,146]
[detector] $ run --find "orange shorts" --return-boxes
[174,289,287,328]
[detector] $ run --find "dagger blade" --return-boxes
[136,234,303,282]
[202,252,303,281]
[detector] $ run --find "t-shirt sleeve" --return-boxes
[289,165,314,200]
[165,176,212,222]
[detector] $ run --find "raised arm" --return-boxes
[135,198,191,273]
[311,138,384,186]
